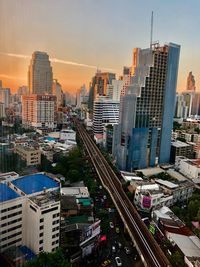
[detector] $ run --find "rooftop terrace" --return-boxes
[0,183,20,202]
[12,173,59,195]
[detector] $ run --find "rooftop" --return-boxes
[0,183,20,202]
[16,144,38,152]
[30,191,60,207]
[171,140,190,148]
[166,169,187,182]
[137,167,163,177]
[185,159,200,167]
[12,173,59,195]
[61,187,89,197]
[168,233,200,258]
[155,179,178,189]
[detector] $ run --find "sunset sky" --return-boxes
[0,0,200,94]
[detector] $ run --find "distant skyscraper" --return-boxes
[88,71,116,113]
[76,84,87,108]
[113,42,180,171]
[186,71,196,91]
[191,92,200,117]
[106,80,123,101]
[175,94,188,119]
[28,51,53,94]
[53,79,64,108]
[0,87,10,108]
[17,85,28,96]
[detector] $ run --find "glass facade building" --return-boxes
[112,43,180,171]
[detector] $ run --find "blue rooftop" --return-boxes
[0,183,20,202]
[12,174,59,195]
[20,246,36,261]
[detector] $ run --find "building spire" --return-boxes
[150,11,154,49]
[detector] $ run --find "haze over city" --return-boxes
[0,0,200,93]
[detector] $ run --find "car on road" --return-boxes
[109,222,114,228]
[115,227,120,233]
[117,242,122,248]
[101,259,111,267]
[124,247,131,254]
[115,257,122,266]
[112,246,116,253]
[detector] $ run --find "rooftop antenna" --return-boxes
[150,11,154,49]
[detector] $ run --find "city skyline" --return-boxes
[0,0,200,93]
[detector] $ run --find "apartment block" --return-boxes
[14,144,41,166]
[22,94,57,129]
[0,173,60,254]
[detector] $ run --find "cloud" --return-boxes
[0,52,117,72]
[0,74,25,80]
[0,53,30,60]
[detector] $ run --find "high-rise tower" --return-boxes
[113,42,180,171]
[28,51,53,94]
[186,71,196,91]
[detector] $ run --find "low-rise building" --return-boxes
[170,140,194,163]
[14,144,41,166]
[132,177,194,212]
[60,129,76,142]
[176,157,200,179]
[153,206,200,267]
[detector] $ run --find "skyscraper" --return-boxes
[88,71,116,114]
[93,96,119,139]
[113,42,180,171]
[186,71,196,91]
[22,94,56,129]
[53,79,64,108]
[28,51,53,94]
[0,87,11,108]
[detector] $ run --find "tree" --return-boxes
[66,169,81,182]
[194,127,200,134]
[188,199,200,220]
[23,248,71,267]
[173,121,181,131]
[169,251,184,267]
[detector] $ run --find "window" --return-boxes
[41,206,58,214]
[30,205,37,212]
[39,225,44,230]
[39,247,43,251]
[39,240,43,244]
[40,218,44,223]
[39,233,43,237]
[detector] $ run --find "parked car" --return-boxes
[117,242,122,248]
[109,222,114,228]
[115,257,122,266]
[115,227,120,233]
[101,259,111,267]
[124,247,131,254]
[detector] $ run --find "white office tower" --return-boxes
[22,94,57,129]
[76,84,87,108]
[28,51,53,94]
[0,173,60,254]
[93,96,119,141]
[52,79,64,108]
[175,94,188,119]
[106,80,123,101]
